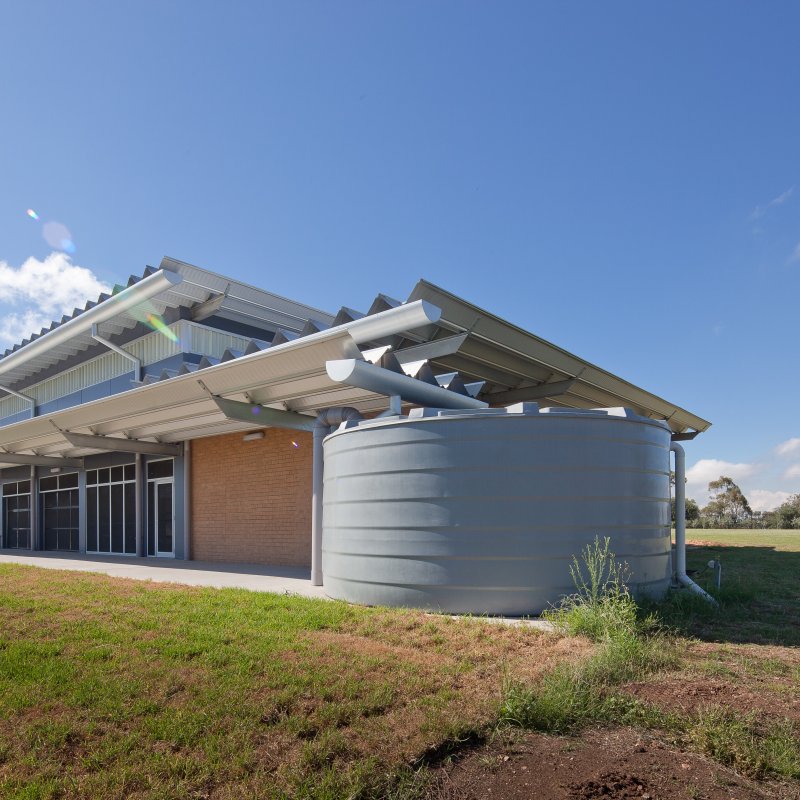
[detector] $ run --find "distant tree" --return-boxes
[701,476,752,528]
[671,496,700,525]
[775,494,800,529]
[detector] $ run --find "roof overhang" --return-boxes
[0,278,710,468]
[406,280,711,435]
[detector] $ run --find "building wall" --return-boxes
[190,428,313,566]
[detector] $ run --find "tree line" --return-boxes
[671,475,800,530]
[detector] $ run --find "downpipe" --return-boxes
[311,407,364,586]
[671,441,717,604]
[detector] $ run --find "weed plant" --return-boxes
[502,537,675,733]
[501,536,800,782]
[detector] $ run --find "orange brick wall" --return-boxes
[190,428,313,566]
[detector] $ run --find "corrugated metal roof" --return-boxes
[405,279,710,434]
[0,265,710,466]
[0,257,335,389]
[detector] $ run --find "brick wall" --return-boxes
[190,428,313,566]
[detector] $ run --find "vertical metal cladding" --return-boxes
[321,404,673,615]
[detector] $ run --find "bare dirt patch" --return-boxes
[432,727,797,799]
[624,677,800,724]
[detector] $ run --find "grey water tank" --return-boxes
[321,404,673,616]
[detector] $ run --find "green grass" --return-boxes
[655,529,800,646]
[0,563,551,800]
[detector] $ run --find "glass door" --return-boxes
[147,478,174,556]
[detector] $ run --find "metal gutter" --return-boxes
[0,269,183,380]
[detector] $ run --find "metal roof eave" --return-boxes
[407,279,711,435]
[0,300,444,462]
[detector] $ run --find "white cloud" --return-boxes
[776,438,800,457]
[750,185,795,220]
[788,243,800,264]
[685,459,759,505]
[783,464,800,481]
[749,489,792,512]
[0,253,110,349]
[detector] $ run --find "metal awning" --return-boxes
[0,257,336,390]
[405,280,710,435]
[0,273,710,469]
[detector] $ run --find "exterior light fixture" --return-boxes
[242,431,265,442]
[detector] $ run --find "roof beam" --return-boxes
[211,396,315,432]
[61,431,182,456]
[484,378,576,405]
[0,452,84,468]
[392,333,468,365]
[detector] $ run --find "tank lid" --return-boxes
[334,403,672,432]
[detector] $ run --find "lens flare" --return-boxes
[42,221,76,253]
[292,441,299,448]
[26,209,39,220]
[251,406,261,416]
[145,313,179,343]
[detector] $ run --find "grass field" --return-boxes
[1,530,798,799]
[674,528,800,646]
[0,564,582,800]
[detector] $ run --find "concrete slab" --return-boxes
[0,551,327,599]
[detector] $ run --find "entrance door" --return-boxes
[148,478,174,557]
[3,494,30,549]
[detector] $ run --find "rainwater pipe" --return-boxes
[0,385,35,419]
[671,441,717,604]
[91,324,142,381]
[311,407,363,586]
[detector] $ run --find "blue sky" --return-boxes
[1,2,798,509]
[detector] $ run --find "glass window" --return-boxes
[85,464,137,555]
[39,476,58,493]
[87,470,98,485]
[60,473,79,490]
[87,486,98,552]
[147,459,173,480]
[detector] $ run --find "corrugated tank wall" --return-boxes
[322,405,673,616]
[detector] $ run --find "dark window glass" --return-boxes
[110,466,124,483]
[98,468,109,484]
[69,528,79,551]
[57,508,70,530]
[18,480,30,494]
[87,486,98,551]
[2,483,13,497]
[124,482,136,553]
[44,527,58,550]
[111,484,124,552]
[156,482,173,554]
[87,470,97,485]
[98,486,110,552]
[147,482,155,556]
[124,464,135,482]
[60,473,78,489]
[44,509,58,531]
[147,460,173,480]
[39,477,57,492]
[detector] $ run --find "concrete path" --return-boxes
[0,551,327,599]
